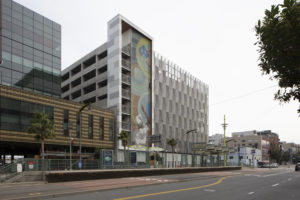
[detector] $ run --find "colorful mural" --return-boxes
[131,30,151,146]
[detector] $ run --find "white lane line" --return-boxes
[272,183,279,187]
[204,189,216,192]
[288,178,292,181]
[248,192,255,195]
[263,171,291,177]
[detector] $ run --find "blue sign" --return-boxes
[103,150,113,166]
[78,161,82,169]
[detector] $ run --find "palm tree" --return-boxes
[118,130,129,164]
[28,111,54,180]
[167,138,177,168]
[28,111,55,160]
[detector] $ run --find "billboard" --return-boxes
[131,30,152,146]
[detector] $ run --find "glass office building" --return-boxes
[0,0,61,97]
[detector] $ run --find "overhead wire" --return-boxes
[210,85,277,106]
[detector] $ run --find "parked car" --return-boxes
[271,163,278,168]
[295,163,300,171]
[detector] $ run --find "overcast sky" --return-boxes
[15,0,300,143]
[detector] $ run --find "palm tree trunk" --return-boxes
[41,140,45,160]
[124,144,126,166]
[41,139,45,181]
[172,147,174,168]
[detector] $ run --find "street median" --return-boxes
[46,166,241,182]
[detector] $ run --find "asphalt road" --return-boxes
[1,167,299,200]
[53,167,299,200]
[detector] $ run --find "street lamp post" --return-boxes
[185,129,200,154]
[68,122,74,170]
[77,103,91,169]
[221,115,228,167]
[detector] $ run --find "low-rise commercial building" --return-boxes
[0,84,114,162]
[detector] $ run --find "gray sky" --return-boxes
[16,0,300,143]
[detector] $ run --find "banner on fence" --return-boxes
[103,150,113,166]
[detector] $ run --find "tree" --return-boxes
[281,151,290,163]
[28,111,55,160]
[255,0,300,113]
[118,130,129,164]
[167,138,177,168]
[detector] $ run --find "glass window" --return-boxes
[12,2,22,12]
[2,5,12,16]
[99,117,104,140]
[12,55,22,64]
[33,62,43,70]
[12,10,22,21]
[53,68,60,76]
[23,58,33,68]
[76,114,81,138]
[0,96,53,132]
[88,115,93,139]
[109,119,114,141]
[2,0,12,7]
[63,110,69,137]
[23,7,33,18]
[34,13,43,23]
[2,51,11,61]
[44,65,52,73]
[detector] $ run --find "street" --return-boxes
[0,166,299,200]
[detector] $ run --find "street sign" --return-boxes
[148,135,161,143]
[251,149,256,154]
[192,143,207,151]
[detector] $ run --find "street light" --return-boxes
[185,128,200,154]
[68,121,74,170]
[77,103,91,169]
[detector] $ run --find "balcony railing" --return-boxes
[122,59,131,71]
[122,74,131,85]
[122,44,131,56]
[122,89,130,99]
[122,105,130,114]
[122,122,131,131]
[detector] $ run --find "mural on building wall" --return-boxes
[131,30,151,146]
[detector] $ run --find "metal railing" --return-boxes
[122,44,131,56]
[122,89,130,99]
[122,105,130,114]
[122,74,131,85]
[122,122,131,130]
[0,153,241,175]
[122,59,130,70]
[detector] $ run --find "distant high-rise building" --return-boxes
[0,0,61,97]
[61,14,209,153]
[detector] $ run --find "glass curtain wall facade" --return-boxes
[0,0,61,97]
[0,96,54,132]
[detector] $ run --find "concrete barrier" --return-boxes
[46,166,241,183]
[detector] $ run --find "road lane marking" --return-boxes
[204,189,216,192]
[272,183,279,187]
[288,178,292,181]
[263,171,291,177]
[248,192,255,195]
[114,176,232,200]
[28,192,41,196]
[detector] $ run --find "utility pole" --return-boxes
[221,115,228,166]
